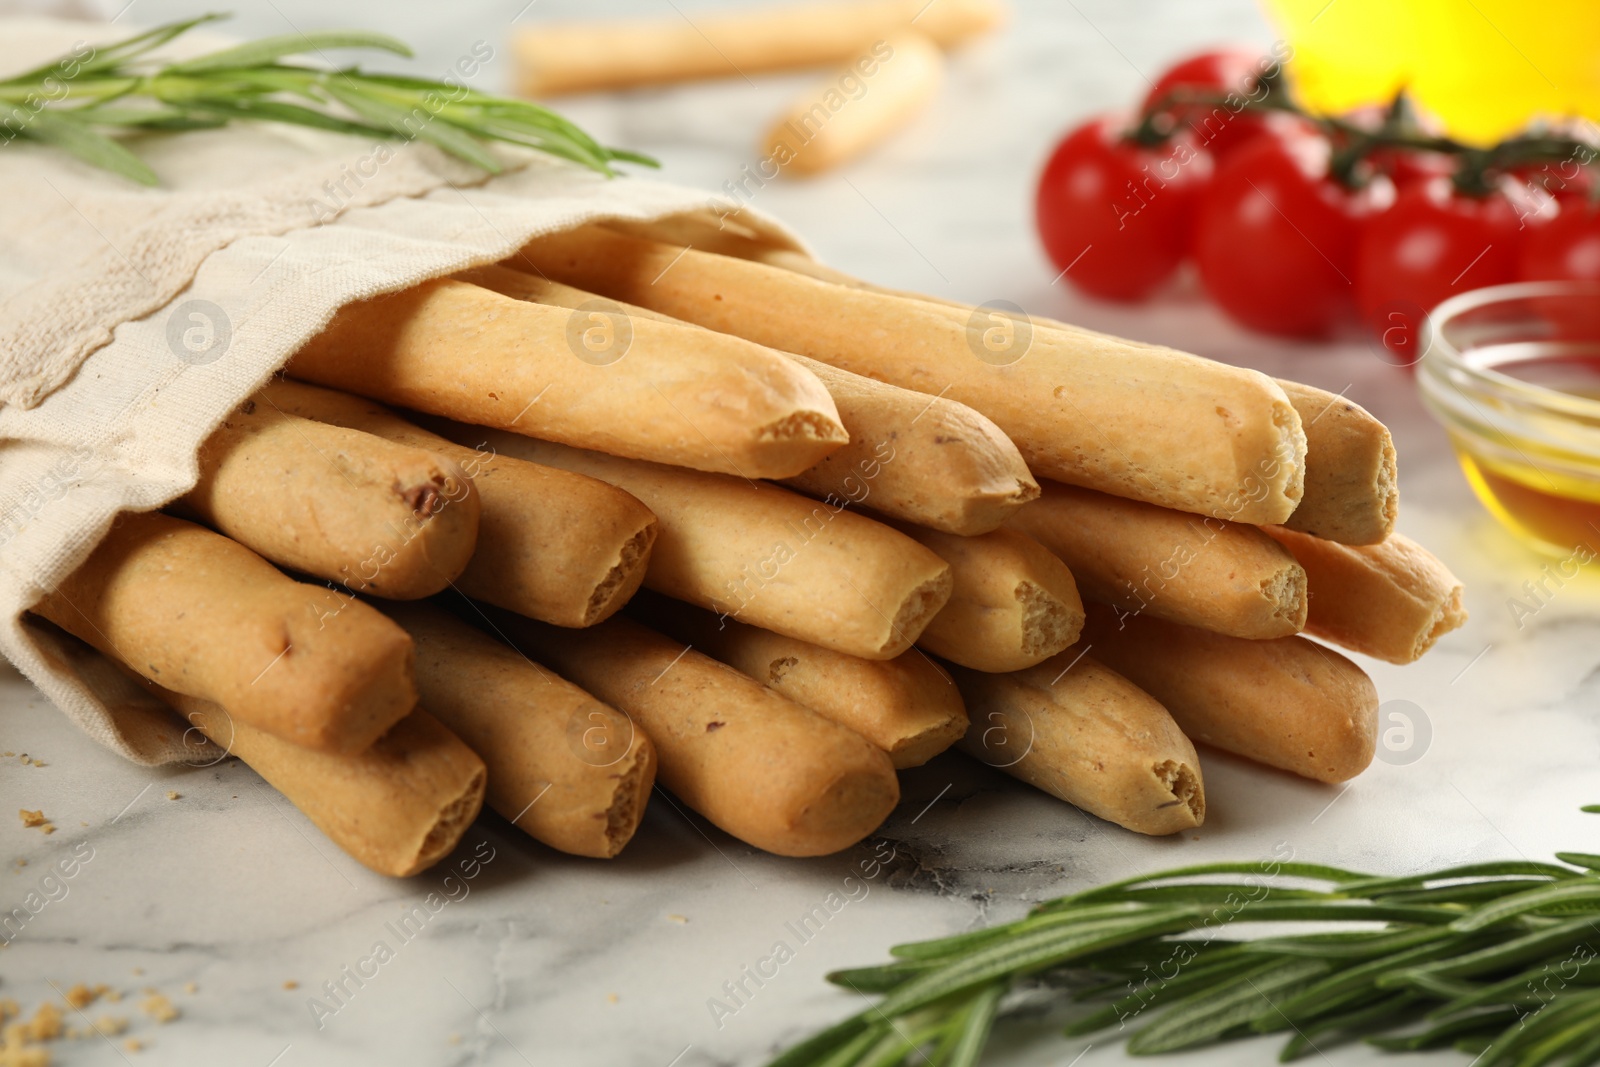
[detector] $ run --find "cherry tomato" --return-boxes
[1193,133,1384,337]
[1355,178,1526,358]
[1035,115,1213,302]
[1522,201,1600,281]
[1141,48,1295,161]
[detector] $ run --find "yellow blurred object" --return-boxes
[1262,0,1600,143]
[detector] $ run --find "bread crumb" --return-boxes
[64,985,94,1010]
[182,983,197,995]
[130,968,142,977]
[139,995,177,1025]
[124,1037,143,1052]
[447,1033,462,1045]
[101,990,122,1004]
[17,810,44,829]
[0,999,16,1023]
[164,792,179,801]
[24,1002,62,1041]
[1,753,12,758]
[38,826,53,836]
[281,981,298,991]
[666,914,689,924]
[606,993,619,1004]
[93,1016,127,1036]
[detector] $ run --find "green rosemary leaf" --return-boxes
[890,903,1145,960]
[320,79,502,172]
[1125,958,1331,1054]
[1338,861,1582,897]
[186,96,388,137]
[1268,929,1468,1024]
[874,910,1204,1020]
[1429,954,1600,1018]
[0,14,225,85]
[21,110,158,185]
[1043,862,1372,909]
[1476,993,1600,1066]
[1451,883,1600,932]
[1519,1010,1600,1067]
[167,30,412,74]
[765,1011,875,1067]
[826,960,935,993]
[810,1025,888,1067]
[1064,950,1264,1037]
[1366,1006,1523,1051]
[1392,917,1600,986]
[1276,992,1421,1062]
[1375,878,1565,907]
[1240,925,1450,961]
[937,984,1004,1067]
[1556,853,1600,872]
[1582,805,1600,815]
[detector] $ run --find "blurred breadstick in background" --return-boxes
[953,651,1204,836]
[143,686,483,878]
[467,265,1039,535]
[628,591,966,768]
[287,278,846,480]
[513,226,1307,524]
[379,601,656,859]
[1081,605,1378,784]
[491,611,900,857]
[904,525,1084,672]
[763,32,943,176]
[443,424,951,660]
[1263,527,1467,664]
[177,400,479,599]
[34,512,415,755]
[1008,481,1306,639]
[1274,381,1398,545]
[260,380,656,628]
[512,0,1004,96]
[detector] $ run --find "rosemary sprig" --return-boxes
[769,806,1600,1066]
[0,13,654,185]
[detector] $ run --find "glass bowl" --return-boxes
[1418,280,1600,558]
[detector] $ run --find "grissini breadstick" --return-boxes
[260,379,656,627]
[952,652,1203,836]
[603,233,1397,548]
[512,226,1306,523]
[490,610,900,857]
[1007,480,1307,639]
[378,601,656,858]
[177,400,479,599]
[763,32,943,176]
[287,277,847,480]
[435,423,952,660]
[627,591,966,768]
[146,685,483,878]
[903,525,1084,672]
[616,225,1399,545]
[34,512,415,755]
[467,264,1039,535]
[1080,605,1378,784]
[1263,526,1467,664]
[1274,380,1399,545]
[511,0,1003,96]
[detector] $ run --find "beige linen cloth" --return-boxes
[0,19,804,763]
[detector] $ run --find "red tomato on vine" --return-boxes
[1035,115,1213,301]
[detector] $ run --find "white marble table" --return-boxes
[4,1,1598,1064]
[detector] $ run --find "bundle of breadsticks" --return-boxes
[30,217,1466,876]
